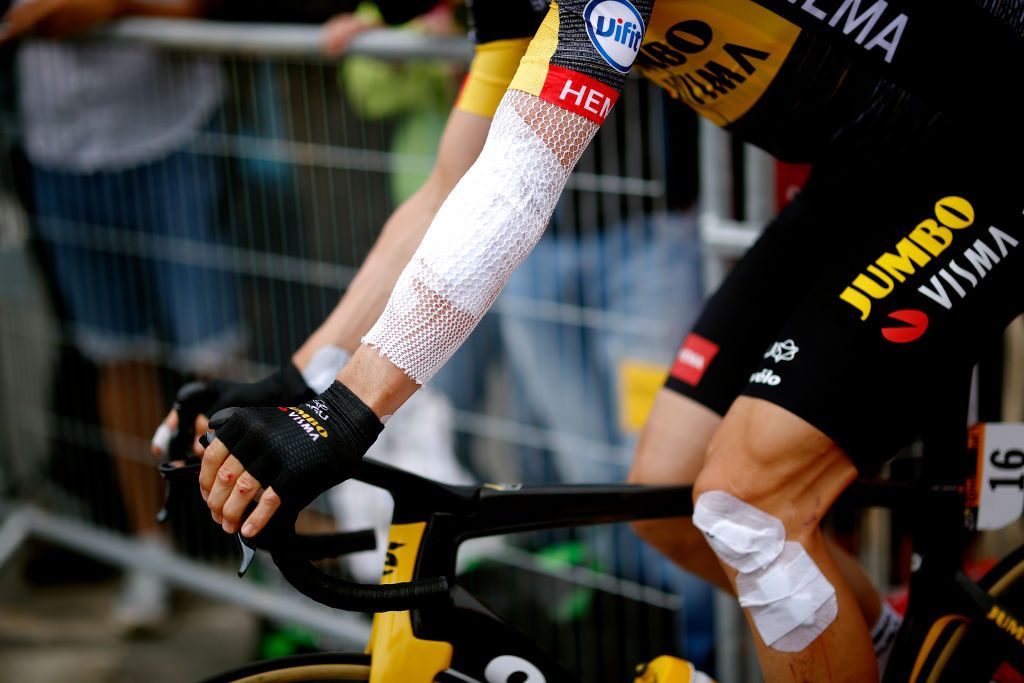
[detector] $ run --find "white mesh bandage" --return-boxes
[693,490,838,652]
[363,90,598,383]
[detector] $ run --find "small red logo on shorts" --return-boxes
[881,309,929,343]
[670,333,720,386]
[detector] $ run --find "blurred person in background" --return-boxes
[2,0,242,629]
[1,0,444,631]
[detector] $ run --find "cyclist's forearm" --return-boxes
[359,0,637,386]
[291,183,442,367]
[291,110,491,371]
[337,344,419,420]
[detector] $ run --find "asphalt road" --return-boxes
[0,542,262,683]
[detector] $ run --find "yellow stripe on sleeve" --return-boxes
[509,1,561,96]
[456,37,533,118]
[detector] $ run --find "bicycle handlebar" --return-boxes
[160,381,941,615]
[269,531,450,612]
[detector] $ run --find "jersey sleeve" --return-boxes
[455,0,547,118]
[363,0,653,384]
[510,0,652,124]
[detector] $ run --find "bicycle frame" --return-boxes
[351,374,1024,682]
[168,370,1024,681]
[868,369,1024,681]
[350,459,694,682]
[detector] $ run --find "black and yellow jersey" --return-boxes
[509,0,1022,161]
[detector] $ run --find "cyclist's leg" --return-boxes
[628,390,885,623]
[693,397,875,682]
[628,390,728,589]
[683,123,1024,680]
[628,162,890,620]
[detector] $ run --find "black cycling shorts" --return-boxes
[665,125,1024,473]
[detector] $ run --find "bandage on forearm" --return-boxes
[363,90,598,384]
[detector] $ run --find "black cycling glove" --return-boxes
[208,381,383,512]
[185,362,316,418]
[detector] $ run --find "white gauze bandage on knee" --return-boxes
[693,490,838,652]
[363,90,599,384]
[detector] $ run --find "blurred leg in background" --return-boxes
[18,40,240,629]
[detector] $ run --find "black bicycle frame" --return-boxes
[381,468,695,683]
[165,365,1024,681]
[879,368,1024,680]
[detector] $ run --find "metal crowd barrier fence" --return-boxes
[0,17,782,682]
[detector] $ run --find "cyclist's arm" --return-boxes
[155,25,534,457]
[349,0,652,415]
[291,109,490,368]
[206,0,631,535]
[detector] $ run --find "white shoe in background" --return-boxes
[111,569,171,632]
[111,534,172,632]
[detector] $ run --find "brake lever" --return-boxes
[155,457,202,523]
[164,425,378,578]
[155,382,209,524]
[237,532,258,576]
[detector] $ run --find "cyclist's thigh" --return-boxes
[630,390,719,484]
[638,160,857,482]
[735,125,1024,475]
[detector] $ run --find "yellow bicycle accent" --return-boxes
[366,523,453,683]
[634,655,718,683]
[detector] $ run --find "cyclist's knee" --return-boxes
[693,399,857,537]
[688,400,855,652]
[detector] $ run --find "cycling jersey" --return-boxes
[512,0,1022,160]
[363,0,1022,407]
[457,0,1024,468]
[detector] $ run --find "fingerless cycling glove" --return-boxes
[208,381,383,510]
[199,362,316,416]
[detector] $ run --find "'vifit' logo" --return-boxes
[584,0,645,73]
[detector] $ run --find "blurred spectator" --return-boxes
[336,2,458,205]
[4,0,242,628]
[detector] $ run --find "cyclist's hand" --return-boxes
[200,381,383,537]
[151,363,315,459]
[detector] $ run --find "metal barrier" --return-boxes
[0,17,772,681]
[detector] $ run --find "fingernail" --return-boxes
[222,522,232,533]
[241,523,254,537]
